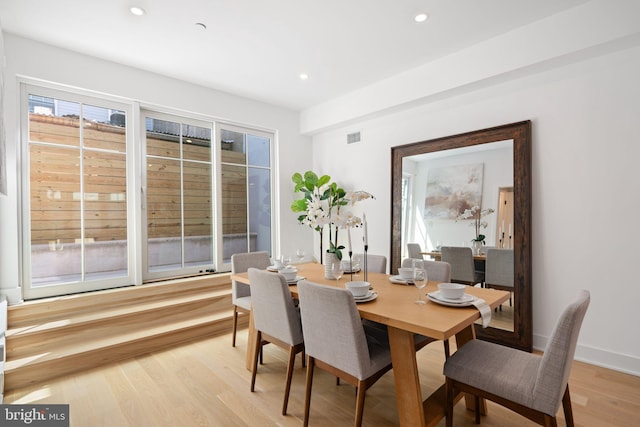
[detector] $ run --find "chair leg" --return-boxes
[443,339,450,358]
[474,395,480,424]
[232,306,238,347]
[445,378,454,427]
[354,380,367,427]
[282,346,296,415]
[543,415,558,427]
[250,331,262,392]
[303,357,315,427]
[562,384,575,427]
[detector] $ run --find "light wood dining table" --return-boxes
[231,262,509,427]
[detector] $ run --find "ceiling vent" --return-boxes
[347,131,361,144]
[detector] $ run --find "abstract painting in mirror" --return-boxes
[391,121,531,351]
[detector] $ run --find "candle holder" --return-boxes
[363,245,368,282]
[349,250,353,280]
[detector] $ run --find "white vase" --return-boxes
[324,252,339,279]
[472,241,483,255]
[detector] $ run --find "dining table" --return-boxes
[231,262,509,427]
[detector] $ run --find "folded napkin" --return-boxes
[471,298,491,328]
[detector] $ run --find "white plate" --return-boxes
[353,290,375,300]
[389,275,414,285]
[267,265,282,272]
[354,292,378,303]
[427,291,476,307]
[344,268,362,273]
[286,276,305,284]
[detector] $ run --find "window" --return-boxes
[21,83,275,298]
[218,125,273,265]
[143,112,214,279]
[22,85,133,299]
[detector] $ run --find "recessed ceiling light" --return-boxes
[414,13,429,23]
[130,6,146,16]
[299,73,309,81]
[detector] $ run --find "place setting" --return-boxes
[346,280,377,303]
[426,283,492,328]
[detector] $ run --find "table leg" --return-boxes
[245,309,257,371]
[388,326,426,427]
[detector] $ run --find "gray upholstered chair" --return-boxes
[485,248,514,309]
[401,258,451,284]
[407,243,424,260]
[230,251,271,347]
[402,257,453,356]
[440,246,484,286]
[444,290,590,427]
[353,253,387,273]
[297,280,393,427]
[247,268,305,415]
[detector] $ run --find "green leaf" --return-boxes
[292,172,303,185]
[304,171,319,186]
[317,174,331,187]
[290,199,308,212]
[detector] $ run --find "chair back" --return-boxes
[353,253,387,274]
[401,258,451,283]
[440,246,476,284]
[247,268,303,346]
[297,280,374,379]
[407,243,424,259]
[485,249,514,289]
[532,290,590,414]
[231,251,271,302]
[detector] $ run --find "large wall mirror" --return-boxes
[390,121,532,351]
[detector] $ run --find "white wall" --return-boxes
[0,34,315,303]
[310,44,640,375]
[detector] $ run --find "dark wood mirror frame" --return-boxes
[390,120,532,351]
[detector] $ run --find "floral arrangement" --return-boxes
[456,205,495,244]
[291,171,373,262]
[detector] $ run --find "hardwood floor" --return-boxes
[4,329,639,426]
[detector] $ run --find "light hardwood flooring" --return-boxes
[4,329,639,426]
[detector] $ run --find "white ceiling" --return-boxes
[0,0,588,111]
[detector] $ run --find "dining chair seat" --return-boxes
[297,280,393,427]
[407,243,425,260]
[230,251,271,347]
[440,246,484,286]
[400,257,453,356]
[485,248,514,309]
[353,253,387,274]
[444,290,590,426]
[248,268,305,415]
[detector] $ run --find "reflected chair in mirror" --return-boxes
[407,243,425,260]
[440,246,484,286]
[297,280,393,427]
[230,251,271,347]
[485,248,514,310]
[247,268,305,415]
[444,290,590,427]
[353,253,387,274]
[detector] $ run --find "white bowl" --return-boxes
[345,281,370,297]
[398,267,414,280]
[280,268,298,281]
[438,283,466,300]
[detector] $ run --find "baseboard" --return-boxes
[534,334,640,377]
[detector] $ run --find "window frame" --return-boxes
[20,83,137,300]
